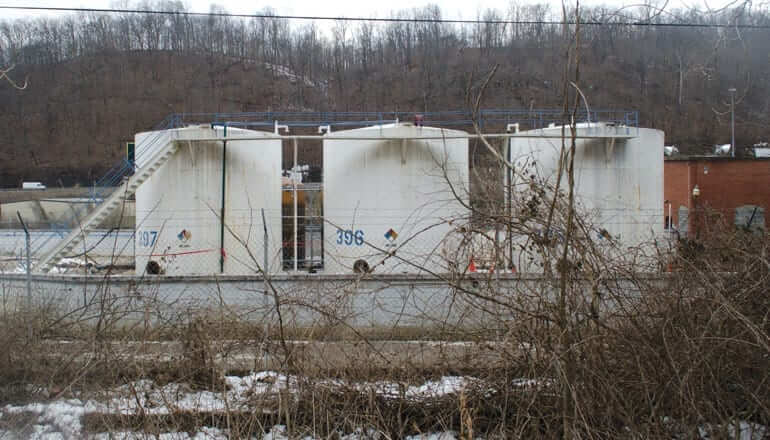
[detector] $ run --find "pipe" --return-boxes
[274,121,289,135]
[220,123,227,273]
[729,88,736,158]
[293,138,298,272]
[185,131,637,142]
[506,137,513,270]
[16,211,31,311]
[262,208,268,274]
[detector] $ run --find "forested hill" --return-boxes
[1,3,769,186]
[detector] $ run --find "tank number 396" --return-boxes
[139,230,158,247]
[336,229,364,246]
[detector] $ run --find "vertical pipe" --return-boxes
[507,139,513,270]
[220,125,227,273]
[293,138,298,272]
[261,208,268,274]
[17,212,31,340]
[260,207,270,359]
[17,212,31,304]
[731,90,736,158]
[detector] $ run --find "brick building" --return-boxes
[664,157,770,236]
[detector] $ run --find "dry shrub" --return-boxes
[180,316,224,390]
[1,223,767,438]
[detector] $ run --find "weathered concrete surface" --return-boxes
[0,199,134,229]
[0,273,659,328]
[0,187,96,204]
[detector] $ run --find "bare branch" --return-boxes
[0,65,29,90]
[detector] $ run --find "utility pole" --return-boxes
[729,87,737,158]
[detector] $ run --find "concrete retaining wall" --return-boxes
[0,274,656,329]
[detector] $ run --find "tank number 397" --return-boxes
[336,229,364,246]
[139,230,158,247]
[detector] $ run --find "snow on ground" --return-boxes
[2,398,99,438]
[0,372,472,439]
[260,425,457,440]
[89,427,228,439]
[102,373,473,416]
[2,372,766,439]
[698,421,768,440]
[404,433,458,440]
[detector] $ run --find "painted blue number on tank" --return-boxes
[337,229,364,246]
[139,230,158,247]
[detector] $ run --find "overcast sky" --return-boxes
[0,0,740,21]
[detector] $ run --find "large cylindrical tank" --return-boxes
[135,126,282,275]
[322,123,469,274]
[508,124,664,270]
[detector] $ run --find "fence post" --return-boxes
[16,211,32,339]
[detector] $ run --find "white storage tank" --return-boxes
[135,126,282,275]
[323,123,469,274]
[508,123,664,271]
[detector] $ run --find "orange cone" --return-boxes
[468,258,477,273]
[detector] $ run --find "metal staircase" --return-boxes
[34,135,180,273]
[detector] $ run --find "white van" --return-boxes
[22,182,46,190]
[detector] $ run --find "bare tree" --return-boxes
[0,64,27,89]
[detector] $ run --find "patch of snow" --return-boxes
[344,375,481,400]
[92,428,228,439]
[193,428,229,440]
[698,421,768,440]
[57,257,87,266]
[511,378,552,388]
[262,424,288,440]
[1,372,480,438]
[228,370,291,395]
[340,428,385,439]
[405,432,458,440]
[4,398,99,439]
[263,62,328,91]
[13,263,27,273]
[405,376,467,398]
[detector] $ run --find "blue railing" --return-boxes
[171,109,638,131]
[88,114,180,202]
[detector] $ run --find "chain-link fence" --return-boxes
[0,213,676,277]
[0,226,135,274]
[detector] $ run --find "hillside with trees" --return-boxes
[1,2,769,185]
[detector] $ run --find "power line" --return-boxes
[1,5,769,29]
